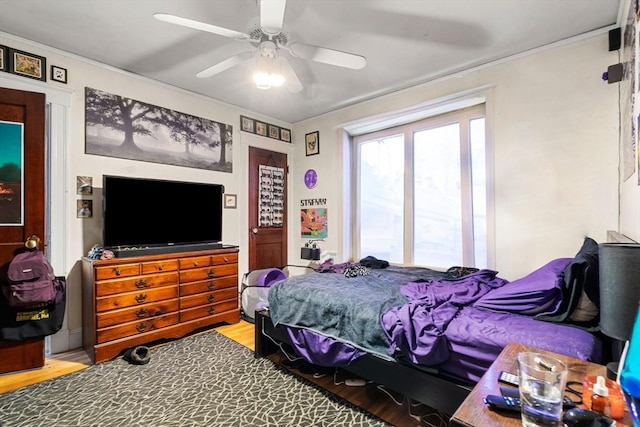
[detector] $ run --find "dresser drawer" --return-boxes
[179,264,237,283]
[95,263,141,280]
[180,299,238,322]
[96,271,179,297]
[211,252,238,265]
[96,313,179,344]
[179,252,238,270]
[96,298,179,328]
[180,287,237,310]
[96,285,179,312]
[141,259,178,274]
[179,275,237,296]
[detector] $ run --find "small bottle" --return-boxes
[590,375,611,416]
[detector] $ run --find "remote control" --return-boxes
[498,371,520,387]
[484,394,521,413]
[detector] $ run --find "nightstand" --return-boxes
[449,342,633,426]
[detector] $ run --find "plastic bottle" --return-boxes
[590,375,611,416]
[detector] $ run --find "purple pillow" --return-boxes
[474,258,572,315]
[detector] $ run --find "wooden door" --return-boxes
[0,87,47,373]
[248,147,287,271]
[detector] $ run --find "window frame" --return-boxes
[353,104,488,268]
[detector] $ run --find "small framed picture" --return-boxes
[268,125,280,140]
[240,115,255,133]
[0,45,7,72]
[51,65,67,83]
[280,128,291,143]
[224,193,237,209]
[256,121,267,136]
[305,131,320,156]
[77,176,93,195]
[77,200,93,218]
[8,48,46,81]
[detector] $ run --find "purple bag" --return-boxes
[3,248,63,307]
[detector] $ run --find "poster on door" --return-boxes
[259,165,284,227]
[0,121,24,225]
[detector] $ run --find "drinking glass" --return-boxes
[619,303,640,426]
[517,352,568,427]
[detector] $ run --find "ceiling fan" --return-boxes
[154,0,366,93]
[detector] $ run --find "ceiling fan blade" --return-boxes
[260,0,287,35]
[196,52,254,79]
[281,58,303,93]
[288,43,366,70]
[154,13,250,40]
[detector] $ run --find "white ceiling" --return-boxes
[0,0,623,123]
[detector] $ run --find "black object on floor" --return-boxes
[123,345,151,365]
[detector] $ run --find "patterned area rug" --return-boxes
[0,331,389,427]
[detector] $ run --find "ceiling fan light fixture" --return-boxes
[253,43,285,89]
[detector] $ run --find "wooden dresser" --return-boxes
[82,246,240,364]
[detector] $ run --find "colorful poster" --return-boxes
[0,120,24,225]
[301,208,327,238]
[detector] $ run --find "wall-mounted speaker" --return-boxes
[609,28,621,51]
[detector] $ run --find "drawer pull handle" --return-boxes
[207,269,215,278]
[136,308,148,318]
[115,268,121,276]
[207,282,215,290]
[207,307,215,315]
[136,322,148,332]
[135,279,148,289]
[207,294,215,302]
[223,256,229,263]
[193,261,199,267]
[158,265,164,271]
[135,294,147,304]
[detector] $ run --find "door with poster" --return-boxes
[0,87,47,373]
[248,147,287,271]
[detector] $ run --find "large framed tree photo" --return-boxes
[84,87,233,172]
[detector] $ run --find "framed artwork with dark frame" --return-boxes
[256,121,267,136]
[51,65,68,83]
[305,131,320,156]
[268,124,280,140]
[240,115,255,133]
[280,128,291,143]
[8,48,46,81]
[0,45,7,72]
[224,193,237,209]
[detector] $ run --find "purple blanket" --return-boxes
[382,270,507,365]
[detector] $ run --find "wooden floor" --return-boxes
[0,320,446,427]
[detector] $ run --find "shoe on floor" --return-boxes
[123,346,151,365]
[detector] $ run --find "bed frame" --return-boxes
[253,309,473,416]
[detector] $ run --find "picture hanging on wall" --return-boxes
[85,87,234,172]
[77,200,93,218]
[301,208,327,238]
[76,176,93,195]
[305,131,319,156]
[0,45,7,72]
[8,47,46,81]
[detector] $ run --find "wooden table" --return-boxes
[449,342,633,426]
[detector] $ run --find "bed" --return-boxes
[253,238,605,416]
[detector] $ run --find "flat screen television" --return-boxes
[102,175,224,253]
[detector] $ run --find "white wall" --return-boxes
[0,30,625,354]
[291,34,620,281]
[0,33,291,353]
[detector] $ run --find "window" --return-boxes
[354,105,487,269]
